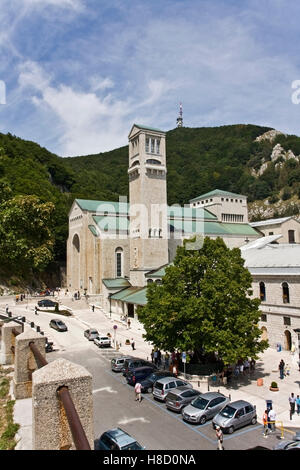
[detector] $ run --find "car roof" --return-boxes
[130,366,153,372]
[199,392,226,400]
[226,400,252,409]
[105,428,136,445]
[166,386,193,395]
[155,376,179,384]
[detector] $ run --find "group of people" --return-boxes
[262,407,277,437]
[150,349,181,376]
[15,294,26,303]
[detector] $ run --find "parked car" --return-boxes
[182,392,230,425]
[94,335,111,348]
[212,400,257,433]
[49,319,68,332]
[38,299,57,308]
[84,329,99,341]
[140,370,176,393]
[95,428,144,450]
[153,377,192,402]
[165,387,201,412]
[126,366,155,386]
[273,432,300,450]
[111,356,133,372]
[122,358,156,376]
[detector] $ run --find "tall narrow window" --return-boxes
[115,247,123,278]
[259,282,266,302]
[145,137,150,153]
[288,230,295,243]
[282,282,290,304]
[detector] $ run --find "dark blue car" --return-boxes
[125,366,154,385]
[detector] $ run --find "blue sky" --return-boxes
[0,0,300,156]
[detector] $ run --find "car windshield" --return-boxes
[57,322,65,326]
[219,405,236,418]
[100,337,109,340]
[154,382,163,390]
[191,397,209,410]
[121,441,143,450]
[90,330,98,334]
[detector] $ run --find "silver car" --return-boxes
[182,392,230,425]
[153,377,192,402]
[111,356,133,372]
[165,387,201,412]
[212,400,257,433]
[84,328,99,341]
[94,335,111,348]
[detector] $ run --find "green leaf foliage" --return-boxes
[138,237,268,365]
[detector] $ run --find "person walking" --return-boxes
[296,395,300,416]
[215,426,224,450]
[289,393,296,418]
[34,306,38,315]
[127,318,131,330]
[164,352,170,370]
[262,410,269,437]
[172,363,178,378]
[131,339,135,351]
[134,382,142,402]
[268,407,276,432]
[279,359,285,380]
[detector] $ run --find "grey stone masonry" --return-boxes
[13,328,46,399]
[0,321,23,365]
[32,358,94,450]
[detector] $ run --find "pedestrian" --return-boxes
[35,306,38,315]
[157,350,161,367]
[279,359,285,380]
[154,349,158,365]
[268,407,276,432]
[164,352,170,370]
[262,410,269,437]
[131,339,135,351]
[215,426,224,450]
[5,304,9,314]
[289,393,296,417]
[127,318,131,330]
[134,382,142,402]
[284,363,290,376]
[250,358,256,373]
[172,364,178,378]
[92,305,95,312]
[151,349,154,363]
[296,395,300,416]
[243,359,250,375]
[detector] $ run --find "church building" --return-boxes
[67,124,261,316]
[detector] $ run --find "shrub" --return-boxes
[271,381,278,388]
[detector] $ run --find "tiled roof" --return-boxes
[190,189,246,202]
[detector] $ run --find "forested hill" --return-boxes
[1,123,300,285]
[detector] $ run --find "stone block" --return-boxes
[32,358,94,450]
[13,329,46,399]
[0,321,23,365]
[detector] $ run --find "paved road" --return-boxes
[1,298,292,450]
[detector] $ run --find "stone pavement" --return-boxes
[2,294,300,449]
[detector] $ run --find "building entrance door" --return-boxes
[127,303,134,318]
[284,330,292,350]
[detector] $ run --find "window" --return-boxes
[282,282,290,304]
[259,282,266,301]
[284,316,291,326]
[115,247,123,277]
[261,314,267,322]
[269,232,274,236]
[288,230,295,244]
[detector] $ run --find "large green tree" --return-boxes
[138,237,268,365]
[0,195,55,273]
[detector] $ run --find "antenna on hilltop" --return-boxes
[176,102,183,128]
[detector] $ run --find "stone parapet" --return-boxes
[32,358,94,450]
[13,329,46,399]
[0,321,23,365]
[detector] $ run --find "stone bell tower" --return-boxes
[128,124,169,286]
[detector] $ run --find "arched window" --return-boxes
[72,234,80,253]
[146,159,161,165]
[115,247,123,278]
[131,160,140,167]
[259,282,266,302]
[282,282,290,304]
[147,279,153,284]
